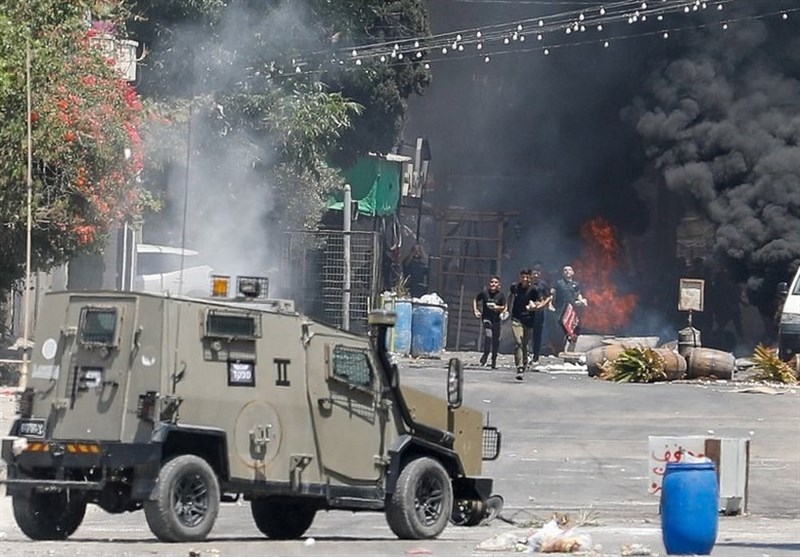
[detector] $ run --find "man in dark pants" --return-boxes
[553,265,588,352]
[508,269,534,380]
[527,267,553,366]
[473,276,506,369]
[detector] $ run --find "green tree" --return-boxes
[0,1,149,291]
[127,0,429,233]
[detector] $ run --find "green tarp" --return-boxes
[328,155,404,217]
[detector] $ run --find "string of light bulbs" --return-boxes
[264,1,796,78]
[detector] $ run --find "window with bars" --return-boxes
[331,346,373,389]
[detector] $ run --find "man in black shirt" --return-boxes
[508,269,534,380]
[473,276,506,369]
[528,267,554,365]
[552,265,588,352]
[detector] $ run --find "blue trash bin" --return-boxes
[411,302,447,358]
[382,295,412,355]
[661,461,719,555]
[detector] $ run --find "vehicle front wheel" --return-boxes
[386,456,453,539]
[12,491,87,540]
[251,497,317,539]
[144,454,220,542]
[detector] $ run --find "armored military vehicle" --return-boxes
[1,275,501,542]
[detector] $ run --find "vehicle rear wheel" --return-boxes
[251,497,317,539]
[386,456,453,539]
[144,454,220,542]
[12,491,87,540]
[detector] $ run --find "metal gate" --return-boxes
[282,230,381,333]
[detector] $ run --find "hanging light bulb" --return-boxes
[782,13,788,20]
[512,32,519,40]
[579,13,585,21]
[684,6,690,13]
[296,66,302,73]
[456,34,462,41]
[580,25,586,32]
[544,48,550,55]
[380,55,386,62]
[477,30,482,38]
[537,34,543,41]
[355,59,362,66]
[641,2,647,9]
[517,24,523,31]
[504,37,510,44]
[717,3,723,10]
[597,24,604,31]
[566,27,572,34]
[398,52,404,59]
[603,40,609,48]
[477,42,483,50]
[441,47,448,54]
[424,62,430,69]
[484,55,490,63]
[394,44,400,50]
[722,23,728,30]
[538,19,544,27]
[663,31,669,39]
[457,45,464,51]
[600,7,606,15]
[414,40,420,48]
[416,51,423,58]
[657,14,663,21]
[391,51,397,58]
[351,49,357,57]
[519,34,526,42]
[702,2,708,8]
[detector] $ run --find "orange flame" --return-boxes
[573,217,637,332]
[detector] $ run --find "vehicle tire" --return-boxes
[12,491,87,540]
[385,456,453,539]
[451,498,486,526]
[251,497,317,539]
[144,454,220,542]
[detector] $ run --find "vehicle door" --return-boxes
[306,331,390,482]
[50,296,139,441]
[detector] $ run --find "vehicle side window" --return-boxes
[204,309,261,339]
[331,346,373,389]
[79,307,119,347]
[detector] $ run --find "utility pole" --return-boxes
[20,38,33,392]
[342,184,352,331]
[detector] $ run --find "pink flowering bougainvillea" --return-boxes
[0,1,149,289]
[33,26,146,246]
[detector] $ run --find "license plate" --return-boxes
[18,419,46,438]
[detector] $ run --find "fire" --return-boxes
[573,217,637,333]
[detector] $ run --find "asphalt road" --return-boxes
[1,351,799,556]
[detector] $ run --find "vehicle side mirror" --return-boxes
[447,358,463,409]
[777,282,788,296]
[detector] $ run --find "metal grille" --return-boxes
[482,426,502,461]
[282,230,380,332]
[332,346,372,388]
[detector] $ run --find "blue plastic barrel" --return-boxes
[411,302,446,358]
[386,298,412,355]
[661,461,719,555]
